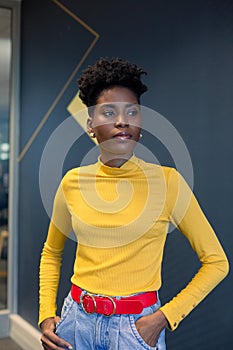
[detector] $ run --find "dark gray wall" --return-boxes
[19,0,233,348]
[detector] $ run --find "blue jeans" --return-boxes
[56,291,166,350]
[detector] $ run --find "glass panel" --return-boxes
[0,7,11,310]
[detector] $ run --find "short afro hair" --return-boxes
[78,58,148,107]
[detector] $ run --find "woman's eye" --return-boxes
[127,109,138,117]
[103,110,114,117]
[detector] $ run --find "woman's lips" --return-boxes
[113,132,132,140]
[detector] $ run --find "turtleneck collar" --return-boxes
[97,154,140,176]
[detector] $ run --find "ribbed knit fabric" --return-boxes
[39,155,229,330]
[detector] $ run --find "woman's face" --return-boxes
[88,86,142,164]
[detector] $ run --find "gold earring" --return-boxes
[89,132,96,138]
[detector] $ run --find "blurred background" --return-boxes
[0,0,232,349]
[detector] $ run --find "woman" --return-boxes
[39,58,229,350]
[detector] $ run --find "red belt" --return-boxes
[71,285,157,317]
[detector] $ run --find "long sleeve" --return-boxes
[160,168,229,330]
[39,181,72,326]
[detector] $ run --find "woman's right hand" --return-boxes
[40,317,73,349]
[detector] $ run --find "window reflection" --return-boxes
[0,7,11,310]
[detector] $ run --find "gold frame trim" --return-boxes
[18,0,99,162]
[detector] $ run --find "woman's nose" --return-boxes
[115,114,129,128]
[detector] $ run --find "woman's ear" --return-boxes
[87,116,93,133]
[87,117,95,138]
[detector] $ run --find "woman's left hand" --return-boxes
[135,310,168,347]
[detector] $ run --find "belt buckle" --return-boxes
[80,292,96,314]
[99,295,116,317]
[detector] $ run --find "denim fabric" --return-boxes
[55,291,166,350]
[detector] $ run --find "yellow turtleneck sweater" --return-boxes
[39,156,229,330]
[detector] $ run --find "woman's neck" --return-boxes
[100,153,133,168]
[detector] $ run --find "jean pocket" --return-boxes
[55,292,74,332]
[129,315,157,350]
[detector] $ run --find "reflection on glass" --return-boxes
[0,7,11,310]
